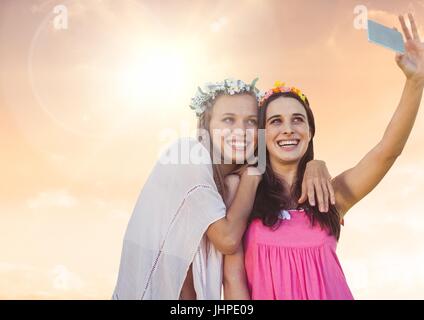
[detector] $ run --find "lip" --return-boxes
[278,144,297,152]
[275,139,300,152]
[225,138,252,151]
[227,142,249,151]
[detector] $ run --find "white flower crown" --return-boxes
[189,78,263,117]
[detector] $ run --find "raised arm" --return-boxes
[332,14,424,216]
[221,174,250,300]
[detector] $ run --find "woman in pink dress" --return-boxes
[113,78,334,300]
[223,14,424,300]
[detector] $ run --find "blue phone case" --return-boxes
[368,19,405,54]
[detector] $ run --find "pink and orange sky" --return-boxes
[1,0,424,299]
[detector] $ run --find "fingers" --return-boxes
[408,13,421,41]
[395,52,404,66]
[399,15,412,41]
[399,13,421,41]
[320,180,329,212]
[393,27,407,60]
[327,180,336,206]
[307,178,315,207]
[313,178,324,212]
[301,178,336,212]
[298,180,307,204]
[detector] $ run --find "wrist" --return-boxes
[240,173,261,186]
[406,77,424,90]
[306,159,325,167]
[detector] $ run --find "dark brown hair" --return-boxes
[251,92,341,240]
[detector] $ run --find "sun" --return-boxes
[115,46,189,105]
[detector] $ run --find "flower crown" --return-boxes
[189,78,263,117]
[259,81,308,107]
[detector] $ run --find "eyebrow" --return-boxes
[266,115,280,123]
[221,113,257,118]
[292,113,306,119]
[267,113,306,122]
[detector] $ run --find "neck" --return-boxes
[218,163,238,176]
[269,157,299,188]
[211,145,238,176]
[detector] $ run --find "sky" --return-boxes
[1,0,424,299]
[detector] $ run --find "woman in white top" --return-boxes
[112,79,334,300]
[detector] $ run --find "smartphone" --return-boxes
[368,19,405,54]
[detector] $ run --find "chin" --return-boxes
[279,157,301,164]
[233,153,248,164]
[272,150,303,164]
[220,154,244,164]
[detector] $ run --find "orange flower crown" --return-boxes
[259,81,308,107]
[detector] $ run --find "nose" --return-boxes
[281,122,294,135]
[232,119,248,133]
[229,120,248,140]
[235,119,248,130]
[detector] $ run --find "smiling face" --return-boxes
[208,93,258,164]
[265,97,311,165]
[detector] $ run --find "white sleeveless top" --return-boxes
[112,137,226,299]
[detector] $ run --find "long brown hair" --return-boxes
[251,92,341,240]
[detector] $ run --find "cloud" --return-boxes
[0,262,34,272]
[50,265,84,291]
[0,262,89,299]
[210,17,228,33]
[343,252,424,299]
[27,190,79,209]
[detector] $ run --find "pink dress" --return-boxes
[244,209,354,300]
